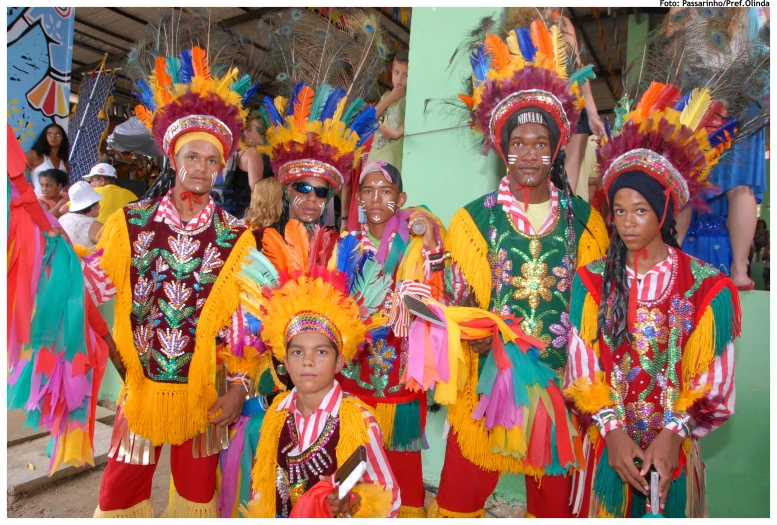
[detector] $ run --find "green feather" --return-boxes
[568,64,596,88]
[240,248,279,288]
[351,257,392,315]
[342,97,367,126]
[612,95,633,134]
[230,74,252,96]
[310,84,335,122]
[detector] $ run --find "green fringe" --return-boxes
[257,369,276,397]
[710,287,734,356]
[391,399,421,449]
[593,447,626,517]
[664,468,687,518]
[630,487,646,517]
[568,273,588,331]
[544,423,565,476]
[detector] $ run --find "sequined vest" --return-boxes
[125,198,245,383]
[275,412,340,518]
[463,191,593,374]
[576,250,728,450]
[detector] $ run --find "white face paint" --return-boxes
[210,171,219,184]
[541,156,551,166]
[178,167,188,183]
[507,154,517,165]
[387,201,397,213]
[292,196,303,209]
[372,215,382,222]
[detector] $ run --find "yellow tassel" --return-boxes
[93,499,154,518]
[398,505,427,518]
[427,497,486,518]
[676,386,710,412]
[682,307,715,385]
[447,208,491,309]
[219,345,262,378]
[160,490,218,518]
[580,293,601,356]
[352,482,394,518]
[563,372,614,414]
[335,398,373,466]
[374,403,396,448]
[577,208,609,268]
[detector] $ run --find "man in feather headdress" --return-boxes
[86,45,264,518]
[429,19,609,518]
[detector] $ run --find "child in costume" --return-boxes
[564,82,741,517]
[339,160,448,517]
[86,45,263,517]
[236,225,400,518]
[434,19,609,518]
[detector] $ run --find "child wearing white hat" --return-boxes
[59,181,104,248]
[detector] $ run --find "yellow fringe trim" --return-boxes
[579,292,602,356]
[160,490,218,518]
[246,393,374,517]
[219,344,262,378]
[93,499,154,518]
[374,402,396,448]
[352,482,394,518]
[676,386,710,412]
[577,208,609,268]
[446,347,544,478]
[398,505,428,518]
[427,497,486,518]
[447,208,491,308]
[563,372,614,414]
[682,306,715,386]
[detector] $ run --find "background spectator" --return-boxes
[37,168,69,217]
[82,163,137,223]
[243,177,283,229]
[59,181,103,248]
[26,123,70,195]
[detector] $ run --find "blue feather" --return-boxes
[178,49,194,85]
[133,79,156,111]
[347,106,378,147]
[320,87,347,121]
[242,82,260,105]
[673,92,692,111]
[516,27,536,61]
[470,45,491,86]
[165,56,181,84]
[262,95,283,126]
[708,117,738,147]
[604,116,612,140]
[310,84,335,122]
[334,234,362,288]
[287,82,305,116]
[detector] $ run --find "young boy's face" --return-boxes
[359,170,407,226]
[284,332,345,396]
[391,60,408,90]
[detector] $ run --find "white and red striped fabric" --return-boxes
[563,248,736,439]
[496,176,559,236]
[277,381,400,517]
[82,254,117,306]
[154,190,215,231]
[354,224,396,254]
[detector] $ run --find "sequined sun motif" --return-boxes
[552,255,573,293]
[548,311,572,349]
[632,307,669,355]
[511,240,556,309]
[668,296,694,337]
[367,338,397,374]
[488,248,513,295]
[625,401,664,448]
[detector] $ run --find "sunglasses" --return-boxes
[291,182,329,199]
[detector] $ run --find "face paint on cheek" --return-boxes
[507,154,517,165]
[541,156,551,166]
[292,196,303,210]
[387,201,396,213]
[178,168,188,183]
[211,171,219,184]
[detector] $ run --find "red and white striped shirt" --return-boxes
[154,190,216,231]
[564,248,735,439]
[496,176,559,236]
[277,381,400,517]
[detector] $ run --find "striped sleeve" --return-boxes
[359,406,401,517]
[81,253,117,305]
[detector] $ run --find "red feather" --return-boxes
[484,34,511,72]
[698,100,728,133]
[649,83,681,113]
[308,225,338,267]
[294,85,315,134]
[191,46,211,80]
[530,20,554,62]
[155,56,172,103]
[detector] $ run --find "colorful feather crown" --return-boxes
[236,221,392,362]
[459,19,595,163]
[131,45,258,162]
[257,82,379,193]
[598,82,738,212]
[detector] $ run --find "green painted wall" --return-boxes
[402,7,505,226]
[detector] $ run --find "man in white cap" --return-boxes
[59,180,104,248]
[82,162,136,223]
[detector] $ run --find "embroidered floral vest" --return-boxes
[576,250,729,450]
[125,198,245,383]
[463,192,593,375]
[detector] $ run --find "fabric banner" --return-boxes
[67,71,117,183]
[7,7,75,145]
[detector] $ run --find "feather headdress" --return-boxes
[128,13,258,162]
[599,81,739,212]
[256,8,387,192]
[456,18,595,164]
[236,220,392,362]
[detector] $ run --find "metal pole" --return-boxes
[69,54,108,164]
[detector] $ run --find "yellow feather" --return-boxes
[331,96,348,123]
[679,88,712,131]
[505,29,520,56]
[273,96,288,117]
[550,24,568,79]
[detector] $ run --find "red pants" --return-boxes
[98,438,220,511]
[437,431,572,517]
[385,449,425,509]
